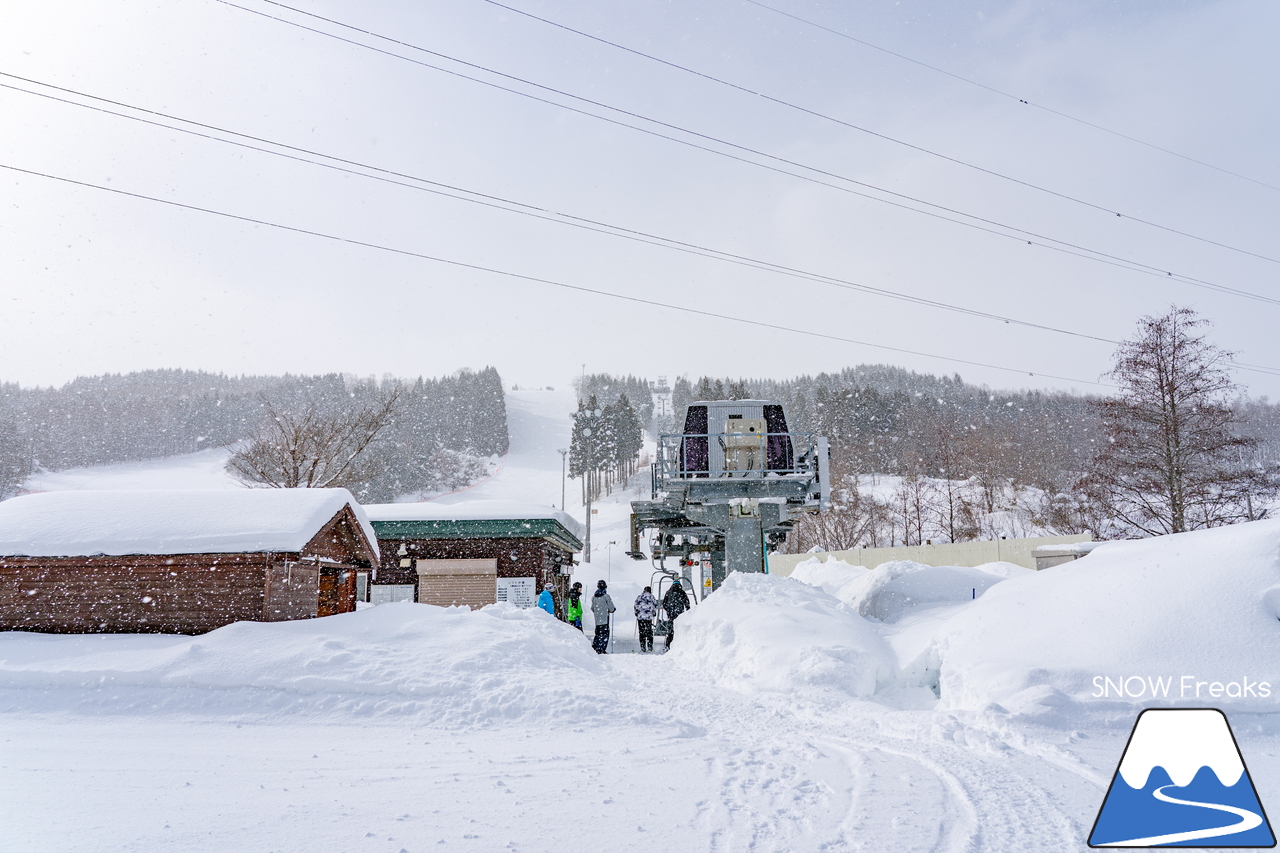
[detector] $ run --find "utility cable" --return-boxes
[0,74,1124,343]
[743,0,1280,194]
[7,76,1279,380]
[467,0,1280,264]
[0,161,1115,389]
[206,5,1280,308]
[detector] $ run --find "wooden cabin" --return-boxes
[363,501,583,617]
[0,489,378,634]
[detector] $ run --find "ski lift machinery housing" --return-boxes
[628,400,829,594]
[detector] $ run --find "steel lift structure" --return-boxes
[628,400,829,596]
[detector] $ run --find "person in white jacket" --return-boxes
[633,587,658,652]
[590,580,616,654]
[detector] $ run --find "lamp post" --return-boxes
[557,448,568,511]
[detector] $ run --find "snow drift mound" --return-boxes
[0,603,614,725]
[665,573,894,702]
[792,558,1010,622]
[937,519,1280,715]
[790,557,870,603]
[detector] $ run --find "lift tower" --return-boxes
[628,400,829,594]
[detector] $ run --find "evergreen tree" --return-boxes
[608,394,644,483]
[671,376,693,431]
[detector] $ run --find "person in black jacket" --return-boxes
[661,581,690,648]
[566,582,584,631]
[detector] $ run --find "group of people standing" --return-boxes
[545,578,691,654]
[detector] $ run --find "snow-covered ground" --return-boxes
[23,445,241,492]
[6,388,1280,851]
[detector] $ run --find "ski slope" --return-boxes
[5,387,1280,851]
[22,446,241,492]
[429,388,576,509]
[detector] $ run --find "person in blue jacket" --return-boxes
[537,583,557,618]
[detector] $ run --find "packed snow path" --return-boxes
[0,582,1172,853]
[2,644,1114,852]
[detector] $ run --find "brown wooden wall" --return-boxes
[303,507,378,566]
[262,559,317,623]
[0,553,271,634]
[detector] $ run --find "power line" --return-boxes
[0,73,1123,345]
[7,92,1278,381]
[0,161,1116,389]
[13,72,1280,382]
[743,0,1280,194]
[207,3,1280,309]
[469,0,1280,265]
[6,87,1277,383]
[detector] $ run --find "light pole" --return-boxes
[557,448,568,511]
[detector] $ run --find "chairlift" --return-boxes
[650,563,697,637]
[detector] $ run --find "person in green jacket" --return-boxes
[566,582,584,631]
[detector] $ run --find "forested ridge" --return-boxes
[591,356,1280,547]
[0,367,509,501]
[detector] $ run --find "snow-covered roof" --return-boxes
[1032,541,1103,556]
[0,489,378,559]
[364,500,585,540]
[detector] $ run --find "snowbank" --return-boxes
[972,561,1036,579]
[0,488,377,558]
[0,602,614,724]
[937,519,1280,715]
[789,557,870,603]
[365,499,584,540]
[665,573,895,702]
[792,558,1011,622]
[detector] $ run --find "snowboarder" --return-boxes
[662,580,690,648]
[537,583,556,618]
[634,586,658,652]
[566,582,584,631]
[591,579,616,654]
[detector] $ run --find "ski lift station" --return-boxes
[629,399,829,595]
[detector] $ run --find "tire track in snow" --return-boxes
[820,739,974,851]
[610,658,1084,851]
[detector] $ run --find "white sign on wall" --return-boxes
[496,577,536,608]
[370,584,415,605]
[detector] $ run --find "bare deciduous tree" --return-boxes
[892,473,935,546]
[1084,307,1279,536]
[227,386,402,489]
[786,463,891,552]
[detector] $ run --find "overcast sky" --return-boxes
[2,0,1278,397]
